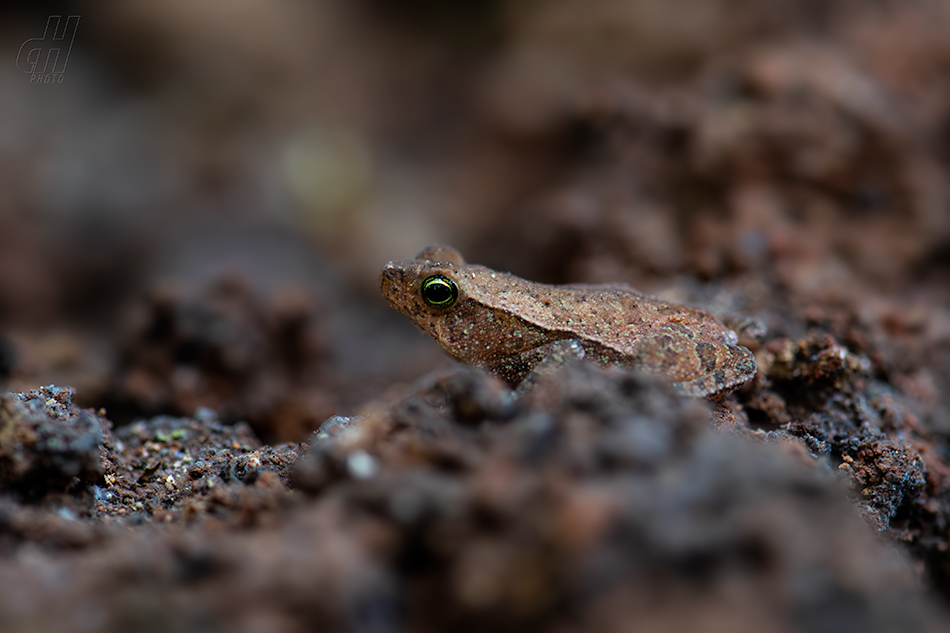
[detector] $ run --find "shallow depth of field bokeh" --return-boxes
[1,2,950,632]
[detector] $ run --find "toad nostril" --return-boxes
[381,267,403,285]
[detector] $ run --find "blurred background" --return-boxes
[1,0,948,442]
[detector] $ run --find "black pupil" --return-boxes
[423,276,456,305]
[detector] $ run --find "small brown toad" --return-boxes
[380,245,756,397]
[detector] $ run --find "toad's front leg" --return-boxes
[487,339,587,395]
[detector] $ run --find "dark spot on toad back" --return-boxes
[696,342,718,374]
[713,370,727,389]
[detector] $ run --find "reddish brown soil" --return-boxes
[2,2,950,631]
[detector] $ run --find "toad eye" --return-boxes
[421,275,458,307]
